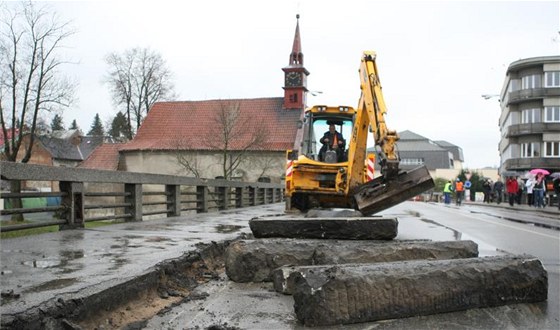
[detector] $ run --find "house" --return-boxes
[395,130,464,171]
[370,130,498,181]
[79,143,123,171]
[118,98,301,182]
[1,129,106,191]
[498,55,560,176]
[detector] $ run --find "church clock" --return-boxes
[286,71,302,87]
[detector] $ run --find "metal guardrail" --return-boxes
[0,161,284,233]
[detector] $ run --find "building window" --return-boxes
[545,71,560,87]
[508,79,520,92]
[521,142,540,158]
[545,106,560,122]
[521,74,542,89]
[401,158,424,165]
[289,93,298,102]
[521,108,541,124]
[544,141,560,157]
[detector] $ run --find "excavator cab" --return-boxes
[301,113,353,163]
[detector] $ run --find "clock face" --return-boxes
[286,72,302,87]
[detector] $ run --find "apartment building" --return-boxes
[498,56,560,175]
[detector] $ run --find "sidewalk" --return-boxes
[461,200,560,230]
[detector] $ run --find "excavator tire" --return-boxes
[354,166,435,215]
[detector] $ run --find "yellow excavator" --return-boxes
[285,51,434,215]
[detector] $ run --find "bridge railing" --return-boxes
[0,161,284,233]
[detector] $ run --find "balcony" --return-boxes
[507,122,560,138]
[508,88,560,105]
[504,157,560,171]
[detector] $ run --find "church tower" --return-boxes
[283,14,309,110]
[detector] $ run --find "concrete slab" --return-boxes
[225,238,478,284]
[249,216,398,240]
[291,255,548,326]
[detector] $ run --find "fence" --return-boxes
[0,161,284,233]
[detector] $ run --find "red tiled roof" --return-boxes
[79,143,122,170]
[120,98,301,152]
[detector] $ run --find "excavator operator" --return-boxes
[319,123,346,162]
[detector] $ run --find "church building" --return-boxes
[83,16,309,183]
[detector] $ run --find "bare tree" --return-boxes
[203,101,268,180]
[0,1,75,163]
[246,154,278,180]
[0,1,75,220]
[105,47,175,139]
[176,153,203,178]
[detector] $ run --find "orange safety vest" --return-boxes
[332,134,338,147]
[455,181,464,192]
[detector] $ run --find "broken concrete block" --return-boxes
[291,255,548,326]
[225,239,478,283]
[248,217,398,240]
[272,240,479,294]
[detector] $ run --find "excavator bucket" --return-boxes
[354,166,434,215]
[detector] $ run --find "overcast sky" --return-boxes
[19,0,560,169]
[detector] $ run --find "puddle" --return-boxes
[214,224,244,233]
[144,236,171,243]
[60,250,85,260]
[21,250,85,271]
[22,277,78,293]
[109,257,128,270]
[22,258,62,268]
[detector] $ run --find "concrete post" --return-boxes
[263,188,268,204]
[125,183,142,221]
[235,187,245,208]
[196,185,208,213]
[166,184,181,217]
[59,181,84,230]
[249,187,257,206]
[218,186,228,210]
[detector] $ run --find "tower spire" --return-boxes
[289,14,303,66]
[283,14,308,110]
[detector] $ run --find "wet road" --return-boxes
[146,202,560,329]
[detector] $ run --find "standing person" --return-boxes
[506,176,518,207]
[443,180,453,205]
[516,176,524,205]
[455,178,464,206]
[553,177,560,210]
[493,179,504,204]
[482,179,492,203]
[533,173,546,208]
[525,177,535,206]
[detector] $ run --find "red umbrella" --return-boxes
[529,168,550,176]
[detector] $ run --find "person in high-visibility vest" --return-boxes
[319,123,346,162]
[454,178,464,206]
[443,180,453,205]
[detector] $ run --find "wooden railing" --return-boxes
[0,161,284,233]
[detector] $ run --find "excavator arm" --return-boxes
[346,51,399,192]
[346,51,434,214]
